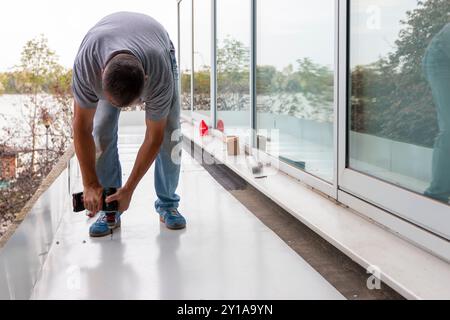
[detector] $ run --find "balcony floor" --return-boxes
[30,124,344,300]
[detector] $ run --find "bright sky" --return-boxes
[189,0,419,71]
[0,0,178,72]
[0,0,420,72]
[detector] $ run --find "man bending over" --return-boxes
[72,12,186,237]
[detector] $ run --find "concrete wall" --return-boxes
[0,168,70,299]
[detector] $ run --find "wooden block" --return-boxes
[226,136,240,156]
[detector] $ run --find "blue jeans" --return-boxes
[93,46,182,211]
[423,33,450,202]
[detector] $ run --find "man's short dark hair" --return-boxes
[103,53,145,107]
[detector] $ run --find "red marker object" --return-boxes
[217,120,225,133]
[200,120,209,137]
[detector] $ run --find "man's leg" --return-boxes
[89,100,122,237]
[154,87,182,212]
[93,100,122,189]
[154,46,184,229]
[423,44,450,203]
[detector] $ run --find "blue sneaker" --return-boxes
[89,211,121,238]
[158,208,186,230]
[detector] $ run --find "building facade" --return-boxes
[0,148,17,181]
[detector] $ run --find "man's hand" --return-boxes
[105,187,134,212]
[73,101,105,214]
[84,183,104,214]
[73,102,104,209]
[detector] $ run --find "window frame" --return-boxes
[252,0,339,198]
[337,0,450,241]
[178,0,194,120]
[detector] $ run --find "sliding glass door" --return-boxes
[216,0,251,131]
[179,0,193,118]
[178,0,450,244]
[340,0,450,239]
[193,0,212,124]
[256,0,336,184]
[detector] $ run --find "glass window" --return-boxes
[349,0,450,205]
[193,0,211,123]
[256,0,335,182]
[180,0,192,117]
[216,0,251,131]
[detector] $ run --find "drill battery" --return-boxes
[72,188,119,214]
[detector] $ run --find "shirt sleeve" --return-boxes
[71,62,99,109]
[144,52,174,121]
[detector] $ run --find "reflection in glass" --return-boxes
[193,0,211,122]
[180,0,192,116]
[216,0,251,131]
[349,0,450,205]
[423,24,450,203]
[256,0,335,182]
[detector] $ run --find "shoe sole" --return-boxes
[89,223,121,238]
[160,215,186,230]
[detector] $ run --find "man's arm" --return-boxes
[73,102,103,213]
[106,118,167,212]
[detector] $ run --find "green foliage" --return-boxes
[0,35,71,95]
[217,36,250,75]
[257,58,334,109]
[256,65,276,94]
[17,34,59,94]
[181,72,191,94]
[0,71,24,94]
[194,67,211,95]
[50,68,73,97]
[217,36,250,96]
[351,0,450,147]
[1,34,74,232]
[295,58,333,99]
[0,74,5,95]
[1,35,73,173]
[189,35,334,115]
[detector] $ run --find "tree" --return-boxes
[256,65,277,95]
[351,0,450,147]
[14,35,61,170]
[0,35,73,235]
[215,36,251,111]
[217,36,250,76]
[0,73,6,95]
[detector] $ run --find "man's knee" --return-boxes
[157,127,181,163]
[93,101,120,150]
[93,124,117,153]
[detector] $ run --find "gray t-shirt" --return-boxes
[72,11,174,121]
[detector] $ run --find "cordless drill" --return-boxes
[72,188,119,228]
